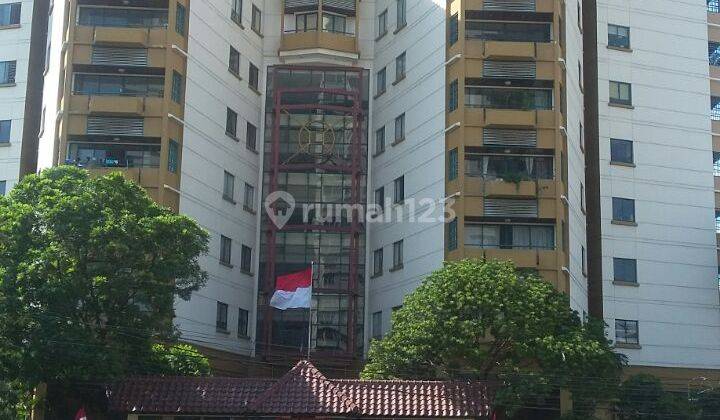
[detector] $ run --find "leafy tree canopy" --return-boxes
[0,166,210,392]
[361,259,625,417]
[617,374,720,420]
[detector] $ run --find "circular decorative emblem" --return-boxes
[297,120,336,157]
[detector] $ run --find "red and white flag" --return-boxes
[270,266,312,310]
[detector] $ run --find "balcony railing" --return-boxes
[465,155,554,180]
[709,0,719,13]
[465,223,555,250]
[466,86,553,110]
[77,6,168,28]
[466,21,552,42]
[73,73,165,97]
[67,141,160,168]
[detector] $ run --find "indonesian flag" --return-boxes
[75,408,88,420]
[270,266,312,310]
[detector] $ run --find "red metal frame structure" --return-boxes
[259,65,367,361]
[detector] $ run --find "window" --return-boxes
[612,197,635,223]
[168,139,179,173]
[393,176,404,203]
[581,246,586,276]
[0,61,17,84]
[392,240,403,269]
[713,96,720,121]
[73,73,164,96]
[396,0,406,28]
[714,152,720,176]
[579,122,584,152]
[609,81,632,106]
[394,113,405,142]
[296,12,318,32]
[220,235,232,265]
[231,0,242,25]
[0,120,10,143]
[578,61,583,90]
[376,68,386,95]
[171,71,183,103]
[375,187,384,211]
[466,21,552,43]
[614,258,637,283]
[249,63,259,90]
[608,24,630,49]
[615,319,639,345]
[378,10,387,37]
[610,139,633,164]
[322,13,346,33]
[251,4,261,34]
[175,3,186,35]
[246,122,257,150]
[448,79,458,112]
[577,1,582,31]
[244,182,254,210]
[371,311,382,339]
[375,127,385,154]
[465,155,553,180]
[216,302,229,331]
[449,13,458,45]
[238,308,249,337]
[77,6,168,27]
[716,210,720,233]
[226,107,238,137]
[464,224,555,250]
[241,245,252,272]
[448,148,458,181]
[710,42,720,66]
[0,181,6,196]
[465,86,553,110]
[223,171,235,202]
[229,47,240,75]
[447,218,458,250]
[710,0,720,13]
[373,248,383,276]
[394,53,406,83]
[0,3,21,26]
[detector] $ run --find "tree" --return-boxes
[361,259,624,418]
[149,343,211,376]
[617,374,697,419]
[0,167,210,402]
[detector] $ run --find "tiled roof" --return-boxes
[109,360,492,418]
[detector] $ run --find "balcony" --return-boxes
[280,30,358,57]
[280,4,359,61]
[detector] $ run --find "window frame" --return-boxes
[373,248,383,276]
[246,122,257,151]
[251,4,261,34]
[223,170,235,202]
[375,186,385,211]
[615,319,639,345]
[175,2,186,35]
[238,308,249,337]
[0,60,17,85]
[249,62,259,90]
[612,197,636,224]
[392,239,403,269]
[226,107,238,138]
[171,71,183,103]
[220,235,232,266]
[608,24,630,49]
[378,9,388,38]
[216,301,229,331]
[395,52,406,82]
[396,0,406,29]
[610,138,634,165]
[229,46,241,76]
[371,311,382,339]
[613,257,637,284]
[231,0,242,26]
[0,119,11,143]
[168,139,179,173]
[241,244,252,273]
[244,182,255,210]
[393,175,404,204]
[376,67,386,96]
[0,3,21,27]
[448,79,458,112]
[394,113,405,142]
[609,80,632,106]
[375,126,385,154]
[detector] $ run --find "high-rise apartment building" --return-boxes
[12,0,720,381]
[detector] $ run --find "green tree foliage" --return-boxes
[361,259,624,417]
[617,374,720,420]
[149,343,211,376]
[0,167,210,394]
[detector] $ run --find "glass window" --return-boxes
[612,197,635,223]
[714,152,720,176]
[615,319,639,345]
[465,21,552,42]
[614,258,637,283]
[716,210,720,233]
[376,67,386,95]
[322,13,346,34]
[0,3,21,26]
[466,86,553,110]
[464,155,554,180]
[394,113,405,141]
[448,79,458,112]
[709,0,719,13]
[464,224,555,250]
[608,24,630,49]
[449,13,458,45]
[223,171,235,201]
[0,120,10,143]
[246,122,257,150]
[375,187,384,211]
[371,311,382,339]
[375,127,385,154]
[393,176,404,203]
[378,10,387,37]
[244,182,254,209]
[0,61,16,84]
[67,142,160,167]
[77,6,168,28]
[396,0,406,28]
[175,3,186,35]
[220,235,232,265]
[238,308,249,336]
[249,63,259,90]
[373,248,383,276]
[241,245,252,272]
[447,218,458,250]
[610,139,633,164]
[296,12,317,32]
[251,4,261,33]
[609,81,632,106]
[713,96,720,121]
[168,139,179,173]
[171,71,183,103]
[392,240,403,268]
[710,42,720,66]
[229,47,240,75]
[448,148,458,181]
[216,301,229,331]
[226,107,238,137]
[395,52,406,81]
[0,180,7,195]
[231,0,242,25]
[73,74,164,97]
